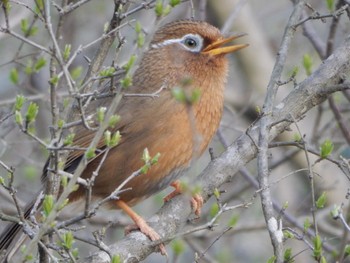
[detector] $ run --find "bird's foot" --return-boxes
[164,180,203,217]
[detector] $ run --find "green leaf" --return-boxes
[42,195,54,217]
[155,0,163,17]
[108,114,120,128]
[316,192,327,209]
[267,255,276,263]
[20,19,28,34]
[0,176,5,185]
[344,244,350,257]
[284,248,294,263]
[61,175,68,188]
[303,218,311,232]
[151,152,160,165]
[326,0,334,11]
[99,66,116,77]
[110,131,121,147]
[123,55,137,73]
[135,21,142,34]
[85,147,96,159]
[63,44,71,61]
[15,110,23,126]
[120,74,132,88]
[63,133,75,146]
[70,66,83,80]
[137,33,145,48]
[228,214,239,227]
[14,95,26,111]
[24,60,33,75]
[142,148,151,163]
[34,57,46,72]
[171,87,186,103]
[320,139,334,158]
[190,88,201,103]
[313,235,322,260]
[61,231,74,249]
[25,102,39,123]
[213,188,220,199]
[10,68,19,84]
[170,0,181,7]
[97,107,107,123]
[283,230,294,239]
[330,205,340,219]
[111,255,121,263]
[104,130,111,146]
[302,54,313,76]
[171,239,185,256]
[49,74,59,85]
[209,202,219,218]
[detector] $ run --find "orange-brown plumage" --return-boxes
[0,20,247,257]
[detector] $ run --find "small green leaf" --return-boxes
[155,0,163,17]
[123,55,137,73]
[330,205,340,219]
[42,195,54,217]
[57,119,64,129]
[61,175,68,187]
[326,0,334,11]
[63,133,75,146]
[163,4,171,16]
[0,176,5,185]
[171,239,185,256]
[151,152,160,165]
[135,21,142,34]
[61,231,74,249]
[110,131,121,147]
[111,255,121,263]
[320,139,334,158]
[170,0,181,7]
[267,255,276,263]
[99,66,116,77]
[316,192,327,209]
[70,66,83,80]
[10,68,19,84]
[302,54,313,76]
[284,248,294,263]
[15,110,23,126]
[20,19,28,34]
[190,88,201,103]
[97,107,107,123]
[14,95,26,111]
[171,87,186,103]
[313,235,322,260]
[283,230,294,239]
[228,214,239,227]
[104,130,111,146]
[25,60,33,75]
[303,218,311,232]
[137,33,145,48]
[344,244,350,257]
[108,114,120,128]
[85,147,96,159]
[34,57,46,72]
[63,44,71,61]
[209,202,219,218]
[25,102,39,123]
[140,164,150,174]
[49,74,59,85]
[120,74,132,88]
[213,188,220,199]
[142,148,150,163]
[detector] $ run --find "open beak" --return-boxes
[201,33,248,56]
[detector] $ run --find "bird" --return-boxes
[0,19,247,259]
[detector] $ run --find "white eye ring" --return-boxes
[180,34,203,52]
[151,33,204,53]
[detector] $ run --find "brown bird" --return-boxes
[0,20,247,259]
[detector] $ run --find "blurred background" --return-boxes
[1,0,350,262]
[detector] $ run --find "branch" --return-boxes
[83,26,350,263]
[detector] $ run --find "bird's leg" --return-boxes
[163,180,204,216]
[115,200,167,256]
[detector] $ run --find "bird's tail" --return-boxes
[0,198,36,262]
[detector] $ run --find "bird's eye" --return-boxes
[184,37,197,48]
[180,34,203,52]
